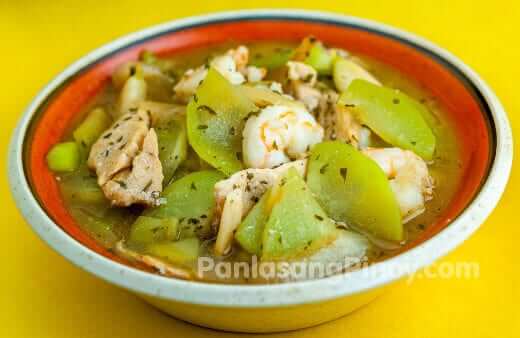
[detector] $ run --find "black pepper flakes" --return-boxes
[339,167,348,182]
[115,180,127,189]
[143,180,153,192]
[319,163,329,174]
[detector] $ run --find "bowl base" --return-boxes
[138,282,394,333]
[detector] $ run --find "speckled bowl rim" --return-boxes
[8,10,513,307]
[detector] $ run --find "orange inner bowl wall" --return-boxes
[26,20,491,264]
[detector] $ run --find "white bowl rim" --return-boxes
[8,9,513,308]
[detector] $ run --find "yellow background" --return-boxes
[1,1,518,337]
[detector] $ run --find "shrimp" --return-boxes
[242,105,323,169]
[363,148,434,223]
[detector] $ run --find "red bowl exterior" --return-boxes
[26,19,492,264]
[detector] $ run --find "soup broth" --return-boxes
[51,39,462,283]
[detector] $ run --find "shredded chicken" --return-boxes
[292,83,322,112]
[214,160,307,224]
[335,106,371,149]
[309,90,371,149]
[88,108,163,207]
[228,45,249,73]
[286,61,322,112]
[212,160,307,256]
[214,189,244,256]
[137,101,185,126]
[173,46,264,103]
[102,128,163,207]
[88,108,151,185]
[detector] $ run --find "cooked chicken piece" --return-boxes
[115,242,193,280]
[287,61,317,86]
[88,108,151,186]
[173,66,208,103]
[116,65,148,118]
[245,66,267,83]
[210,54,246,85]
[313,89,339,140]
[112,61,169,89]
[214,189,244,256]
[292,83,322,112]
[137,101,185,126]
[227,45,249,73]
[335,106,371,149]
[309,89,371,149]
[174,46,251,103]
[214,160,307,224]
[102,128,163,207]
[286,61,322,111]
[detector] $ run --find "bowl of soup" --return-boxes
[8,10,512,332]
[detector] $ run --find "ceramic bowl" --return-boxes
[8,10,513,333]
